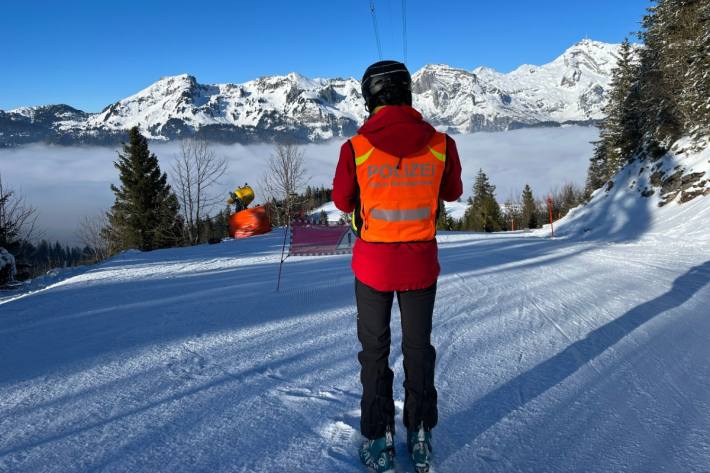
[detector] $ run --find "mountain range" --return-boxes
[0,39,625,147]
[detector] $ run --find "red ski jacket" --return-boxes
[332,105,463,291]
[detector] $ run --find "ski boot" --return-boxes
[359,426,395,472]
[407,423,432,473]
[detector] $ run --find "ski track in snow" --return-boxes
[0,230,708,473]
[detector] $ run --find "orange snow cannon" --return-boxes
[229,206,272,239]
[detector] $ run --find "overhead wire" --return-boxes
[401,0,408,63]
[370,0,383,60]
[369,0,408,63]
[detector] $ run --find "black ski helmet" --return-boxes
[361,60,412,112]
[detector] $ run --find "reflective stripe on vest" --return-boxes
[370,207,431,222]
[350,132,446,243]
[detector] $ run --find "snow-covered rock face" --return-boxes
[550,135,710,244]
[80,72,366,143]
[460,39,625,130]
[1,39,627,147]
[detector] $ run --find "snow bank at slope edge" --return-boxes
[541,136,710,244]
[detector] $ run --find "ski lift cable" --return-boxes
[401,0,407,63]
[370,0,383,60]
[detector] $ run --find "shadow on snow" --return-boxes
[438,260,710,463]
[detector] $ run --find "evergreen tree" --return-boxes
[105,127,183,252]
[557,183,584,218]
[436,201,456,231]
[583,0,710,197]
[304,185,314,211]
[669,0,709,136]
[463,169,503,232]
[689,1,710,134]
[199,214,215,243]
[52,241,64,267]
[585,141,610,197]
[521,184,538,229]
[586,37,643,195]
[637,2,681,147]
[501,198,521,231]
[600,38,643,173]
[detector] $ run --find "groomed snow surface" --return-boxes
[1,166,709,471]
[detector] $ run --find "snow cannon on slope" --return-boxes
[227,184,255,212]
[227,184,272,239]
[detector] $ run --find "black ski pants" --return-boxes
[355,278,438,440]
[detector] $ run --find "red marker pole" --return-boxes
[547,194,554,238]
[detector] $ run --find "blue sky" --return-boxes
[1,0,650,112]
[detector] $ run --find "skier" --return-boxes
[333,60,463,472]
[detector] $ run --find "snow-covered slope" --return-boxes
[1,39,626,146]
[442,200,468,220]
[549,136,710,244]
[1,186,708,472]
[310,201,347,223]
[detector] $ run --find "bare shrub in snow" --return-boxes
[77,212,111,262]
[261,144,308,226]
[171,138,228,245]
[0,173,38,250]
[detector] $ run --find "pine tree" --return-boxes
[304,185,314,211]
[682,0,710,136]
[599,38,643,173]
[436,201,456,231]
[521,184,538,229]
[585,141,611,197]
[501,198,521,231]
[557,183,584,218]
[699,1,710,133]
[217,206,231,238]
[625,0,709,156]
[463,169,503,232]
[105,127,183,252]
[583,37,644,196]
[637,1,684,149]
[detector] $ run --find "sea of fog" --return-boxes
[0,126,598,245]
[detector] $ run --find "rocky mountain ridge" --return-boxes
[0,39,627,147]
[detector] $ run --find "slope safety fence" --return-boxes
[276,218,355,291]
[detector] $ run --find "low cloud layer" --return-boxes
[0,126,597,245]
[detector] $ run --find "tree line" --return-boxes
[0,124,590,287]
[0,127,326,284]
[264,165,585,233]
[585,0,709,196]
[1,175,95,282]
[437,169,585,232]
[0,127,235,283]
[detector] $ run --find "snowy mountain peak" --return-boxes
[1,39,632,147]
[472,65,499,76]
[555,39,621,81]
[129,74,200,102]
[157,73,197,85]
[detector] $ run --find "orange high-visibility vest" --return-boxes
[350,132,446,243]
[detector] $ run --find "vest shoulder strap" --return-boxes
[350,135,375,166]
[428,132,447,163]
[350,132,447,166]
